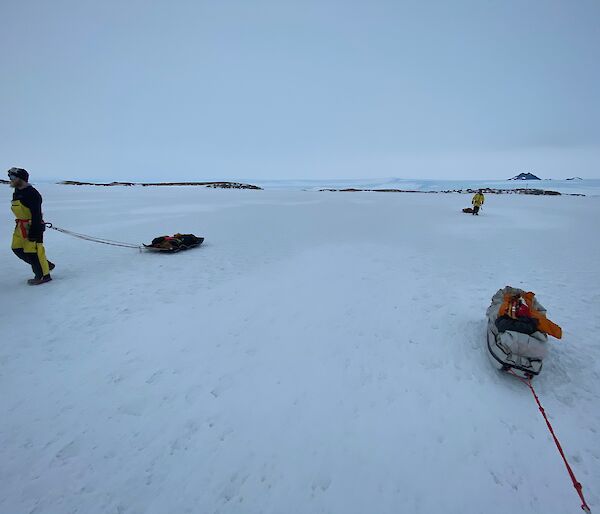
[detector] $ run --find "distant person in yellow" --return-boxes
[472,189,485,215]
[8,167,55,285]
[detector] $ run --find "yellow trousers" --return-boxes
[12,228,51,277]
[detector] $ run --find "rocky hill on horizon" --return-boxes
[509,172,541,180]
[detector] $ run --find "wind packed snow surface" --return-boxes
[1,185,599,514]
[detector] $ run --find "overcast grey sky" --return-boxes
[1,0,599,181]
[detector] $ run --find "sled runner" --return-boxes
[144,234,204,253]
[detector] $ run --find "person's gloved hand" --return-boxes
[28,232,42,243]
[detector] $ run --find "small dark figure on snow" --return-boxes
[472,190,485,215]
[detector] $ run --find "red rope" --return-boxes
[507,370,592,513]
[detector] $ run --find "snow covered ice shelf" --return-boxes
[1,185,599,514]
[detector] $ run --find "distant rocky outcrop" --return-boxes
[0,179,9,184]
[203,182,261,189]
[59,180,262,189]
[61,181,136,186]
[566,177,583,181]
[320,187,577,196]
[509,172,541,180]
[320,188,434,193]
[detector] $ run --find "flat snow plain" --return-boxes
[1,185,599,514]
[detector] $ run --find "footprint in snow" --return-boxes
[145,369,164,384]
[311,476,332,493]
[51,440,80,466]
[118,398,148,417]
[184,384,203,405]
[210,375,234,398]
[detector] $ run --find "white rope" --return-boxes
[46,224,142,250]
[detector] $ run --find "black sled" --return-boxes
[144,234,204,253]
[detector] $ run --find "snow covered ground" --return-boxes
[1,184,599,514]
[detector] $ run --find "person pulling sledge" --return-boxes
[8,168,55,285]
[471,189,485,215]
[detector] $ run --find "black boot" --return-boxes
[27,275,52,286]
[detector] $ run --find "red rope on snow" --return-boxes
[507,370,592,513]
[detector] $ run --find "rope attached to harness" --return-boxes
[507,370,592,513]
[45,223,142,250]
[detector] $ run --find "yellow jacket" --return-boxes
[472,193,485,207]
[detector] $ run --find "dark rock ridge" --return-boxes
[509,172,541,180]
[320,187,583,196]
[61,181,136,186]
[566,177,583,181]
[60,180,261,189]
